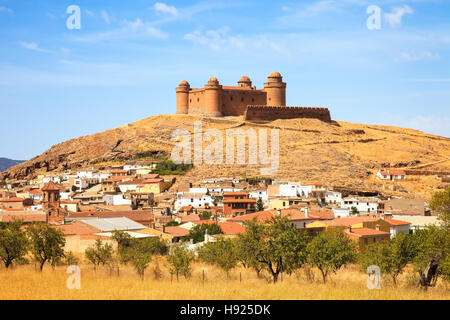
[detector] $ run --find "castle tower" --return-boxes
[204,77,222,117]
[238,76,252,88]
[176,80,190,114]
[263,71,286,106]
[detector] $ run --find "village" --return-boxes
[0,160,442,253]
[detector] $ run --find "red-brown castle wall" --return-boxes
[220,89,267,116]
[244,106,332,122]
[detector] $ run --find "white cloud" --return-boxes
[69,18,168,43]
[281,6,292,12]
[154,2,179,16]
[46,12,57,20]
[18,41,53,54]
[384,5,414,28]
[399,50,440,62]
[0,6,13,14]
[101,10,111,24]
[184,27,284,54]
[85,9,95,16]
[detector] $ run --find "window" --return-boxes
[197,98,199,102]
[241,97,244,102]
[364,238,368,245]
[230,97,233,101]
[252,98,255,102]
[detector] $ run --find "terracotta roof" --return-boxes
[218,221,246,235]
[224,192,249,196]
[143,174,160,179]
[1,214,46,223]
[29,189,43,194]
[223,199,256,203]
[308,211,334,220]
[320,217,376,227]
[379,169,406,176]
[391,211,421,216]
[0,197,25,202]
[229,210,276,222]
[345,227,390,237]
[119,179,143,185]
[55,221,101,236]
[143,179,164,184]
[163,226,190,237]
[180,214,200,222]
[383,219,411,226]
[42,181,61,191]
[68,211,154,222]
[280,209,310,220]
[179,206,194,211]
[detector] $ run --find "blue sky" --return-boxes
[0,0,449,160]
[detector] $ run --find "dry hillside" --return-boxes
[2,114,450,199]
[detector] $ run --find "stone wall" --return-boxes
[244,105,332,122]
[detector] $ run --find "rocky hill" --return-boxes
[1,114,449,199]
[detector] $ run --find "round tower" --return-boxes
[263,71,286,106]
[238,76,252,88]
[176,80,190,114]
[204,77,222,117]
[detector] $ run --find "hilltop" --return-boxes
[1,114,450,199]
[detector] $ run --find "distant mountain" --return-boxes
[0,158,25,172]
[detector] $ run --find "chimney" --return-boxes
[204,229,208,244]
[376,224,380,231]
[349,226,352,233]
[304,208,308,218]
[277,209,281,216]
[162,225,166,233]
[381,214,385,220]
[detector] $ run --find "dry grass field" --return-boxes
[1,260,448,300]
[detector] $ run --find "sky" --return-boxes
[0,0,449,160]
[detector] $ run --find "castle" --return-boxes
[175,71,331,122]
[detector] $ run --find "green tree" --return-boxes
[71,185,77,192]
[199,239,238,277]
[242,216,310,283]
[199,211,212,220]
[166,220,181,227]
[359,233,418,286]
[235,222,265,277]
[307,229,356,283]
[0,220,29,268]
[27,223,66,271]
[350,206,359,215]
[127,238,168,280]
[412,226,450,288]
[111,230,133,263]
[167,243,194,279]
[185,223,223,244]
[430,187,450,230]
[85,239,114,271]
[256,198,264,212]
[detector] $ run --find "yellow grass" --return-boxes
[1,261,449,300]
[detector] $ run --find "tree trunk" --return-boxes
[321,270,327,283]
[39,260,45,271]
[272,272,279,284]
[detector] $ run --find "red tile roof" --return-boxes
[321,216,376,227]
[164,226,190,237]
[55,221,101,236]
[42,181,61,191]
[1,214,46,223]
[222,198,256,203]
[0,197,25,202]
[383,219,411,226]
[229,210,276,222]
[218,221,246,235]
[345,227,390,237]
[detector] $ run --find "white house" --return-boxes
[268,183,312,198]
[118,180,142,193]
[341,196,379,214]
[42,176,61,184]
[377,168,406,181]
[333,207,350,218]
[103,194,132,206]
[175,192,214,210]
[325,191,342,205]
[382,218,411,238]
[249,190,268,201]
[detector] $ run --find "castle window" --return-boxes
[197,98,199,102]
[230,97,233,101]
[269,98,271,101]
[190,99,192,103]
[252,98,254,102]
[241,97,244,102]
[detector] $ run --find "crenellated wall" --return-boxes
[244,105,332,122]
